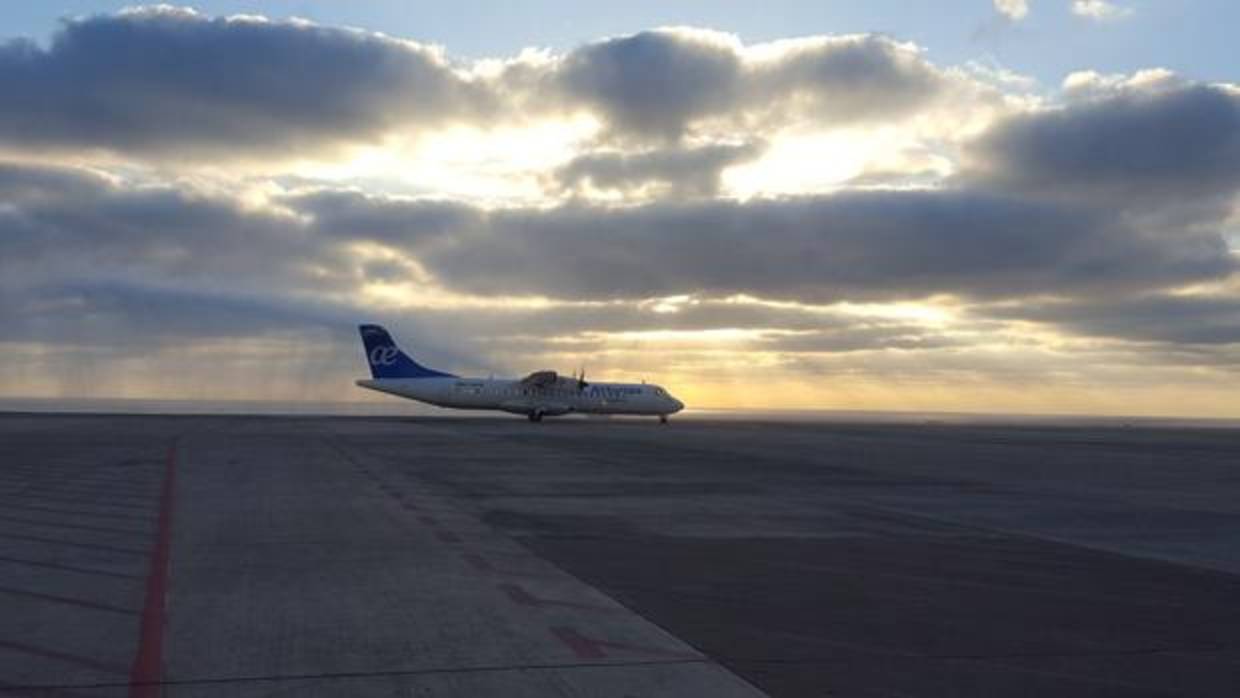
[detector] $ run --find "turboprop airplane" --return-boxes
[355,324,685,422]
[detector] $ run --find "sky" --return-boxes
[1,1,1238,416]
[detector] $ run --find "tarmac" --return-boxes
[1,412,1238,697]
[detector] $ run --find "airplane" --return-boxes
[354,324,685,423]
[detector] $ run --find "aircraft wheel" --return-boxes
[659,414,669,424]
[528,411,543,423]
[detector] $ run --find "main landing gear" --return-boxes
[528,410,544,423]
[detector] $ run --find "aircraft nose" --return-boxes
[671,397,685,412]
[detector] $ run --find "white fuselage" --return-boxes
[356,376,684,417]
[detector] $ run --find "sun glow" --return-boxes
[724,129,873,197]
[723,126,950,198]
[291,117,601,203]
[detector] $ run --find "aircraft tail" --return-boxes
[358,324,456,379]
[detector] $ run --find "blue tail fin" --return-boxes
[358,324,456,379]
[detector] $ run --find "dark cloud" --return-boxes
[753,327,961,353]
[495,322,961,360]
[0,6,485,154]
[4,13,1239,403]
[0,275,485,377]
[990,294,1240,345]
[289,190,481,246]
[5,162,1237,368]
[0,280,484,400]
[0,161,112,200]
[404,191,1235,302]
[0,11,962,157]
[376,300,884,339]
[548,30,954,142]
[551,141,764,197]
[555,29,742,142]
[0,163,343,296]
[745,34,947,124]
[0,281,353,344]
[966,83,1240,206]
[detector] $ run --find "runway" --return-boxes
[1,413,1238,696]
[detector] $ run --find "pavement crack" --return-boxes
[0,658,715,692]
[722,643,1235,664]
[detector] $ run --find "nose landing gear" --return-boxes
[659,414,669,424]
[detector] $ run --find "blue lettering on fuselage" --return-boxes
[587,387,642,397]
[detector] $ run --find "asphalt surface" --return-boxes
[1,413,1238,696]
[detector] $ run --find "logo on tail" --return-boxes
[358,324,456,379]
[369,346,399,366]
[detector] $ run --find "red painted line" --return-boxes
[128,441,177,698]
[498,583,620,613]
[435,530,461,544]
[0,639,128,675]
[498,582,540,605]
[551,626,607,659]
[549,627,699,661]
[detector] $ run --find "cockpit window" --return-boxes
[655,388,665,396]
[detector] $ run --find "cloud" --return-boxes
[8,160,1233,360]
[383,191,1234,302]
[1060,68,1181,100]
[980,0,1136,45]
[745,35,952,124]
[4,162,989,381]
[753,326,962,353]
[548,29,957,143]
[964,79,1240,206]
[0,280,354,345]
[0,10,969,158]
[552,28,743,142]
[2,13,1239,409]
[0,6,487,155]
[1071,0,1133,21]
[990,294,1240,346]
[551,141,765,197]
[994,0,1030,21]
[0,163,346,296]
[289,190,482,247]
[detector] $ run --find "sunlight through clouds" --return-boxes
[1,5,1238,416]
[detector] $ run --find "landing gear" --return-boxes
[528,411,544,423]
[659,414,669,424]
